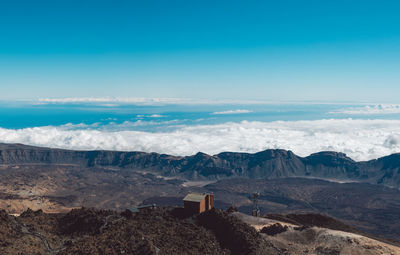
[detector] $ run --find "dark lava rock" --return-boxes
[227,206,239,213]
[197,208,274,255]
[59,208,113,235]
[260,223,288,236]
[265,213,358,233]
[20,208,44,218]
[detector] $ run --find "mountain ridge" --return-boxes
[0,143,399,187]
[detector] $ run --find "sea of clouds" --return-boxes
[1,119,400,161]
[212,109,253,115]
[331,104,400,115]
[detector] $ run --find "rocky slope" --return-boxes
[234,212,400,255]
[0,207,398,255]
[0,143,400,187]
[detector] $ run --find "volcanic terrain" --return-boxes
[0,143,400,243]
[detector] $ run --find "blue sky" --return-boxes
[1,0,400,102]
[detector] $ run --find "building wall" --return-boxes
[184,200,201,215]
[205,194,214,210]
[199,199,206,213]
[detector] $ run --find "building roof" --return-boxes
[137,204,155,209]
[128,204,156,213]
[183,193,207,202]
[128,208,139,213]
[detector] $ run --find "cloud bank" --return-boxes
[0,119,400,161]
[38,97,186,105]
[37,97,267,106]
[331,104,400,115]
[212,109,253,115]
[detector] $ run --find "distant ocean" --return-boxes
[1,100,400,161]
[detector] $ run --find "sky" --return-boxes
[1,1,400,158]
[1,0,400,102]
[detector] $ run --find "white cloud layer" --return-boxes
[331,104,400,115]
[1,119,400,161]
[37,97,188,106]
[37,97,268,106]
[212,109,253,115]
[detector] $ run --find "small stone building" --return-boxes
[183,193,214,215]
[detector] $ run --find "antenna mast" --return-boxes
[252,191,260,217]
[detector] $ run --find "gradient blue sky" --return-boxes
[1,0,400,102]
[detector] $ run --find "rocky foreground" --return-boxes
[0,207,398,255]
[1,143,400,246]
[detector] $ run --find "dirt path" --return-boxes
[100,214,124,233]
[10,217,65,254]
